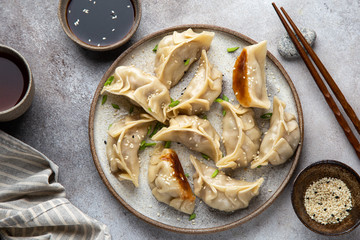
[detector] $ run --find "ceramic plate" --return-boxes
[89,24,304,233]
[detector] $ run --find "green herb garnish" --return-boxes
[148,107,152,112]
[222,110,226,116]
[129,106,134,114]
[112,103,120,109]
[108,123,113,130]
[223,95,229,102]
[211,169,219,178]
[260,113,273,119]
[164,141,171,148]
[215,98,223,103]
[169,100,180,107]
[101,95,107,105]
[201,153,209,160]
[189,213,196,221]
[184,58,190,66]
[227,47,239,53]
[202,115,207,120]
[257,165,262,168]
[104,76,114,86]
[149,122,164,138]
[185,173,190,178]
[153,44,158,52]
[147,126,152,135]
[139,141,156,150]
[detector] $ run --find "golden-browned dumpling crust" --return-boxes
[167,50,222,118]
[233,41,270,109]
[251,97,300,168]
[101,66,171,123]
[106,114,156,187]
[148,144,196,214]
[155,28,215,89]
[191,156,264,212]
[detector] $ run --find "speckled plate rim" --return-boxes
[88,24,304,234]
[291,160,360,236]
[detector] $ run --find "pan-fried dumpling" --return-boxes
[101,66,171,123]
[151,115,222,162]
[107,113,156,187]
[167,50,222,117]
[233,40,270,109]
[190,156,264,212]
[216,101,261,169]
[155,28,215,89]
[148,144,196,214]
[251,97,300,168]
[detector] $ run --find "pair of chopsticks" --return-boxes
[272,3,360,160]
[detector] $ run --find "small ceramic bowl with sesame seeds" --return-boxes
[58,0,141,51]
[292,160,360,235]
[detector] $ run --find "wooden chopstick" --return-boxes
[272,3,360,160]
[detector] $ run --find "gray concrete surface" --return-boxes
[1,0,359,239]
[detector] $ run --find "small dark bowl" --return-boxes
[58,0,141,51]
[292,160,360,235]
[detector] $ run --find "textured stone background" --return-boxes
[1,0,359,239]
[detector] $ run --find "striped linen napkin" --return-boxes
[0,130,111,239]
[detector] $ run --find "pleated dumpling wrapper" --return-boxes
[251,96,300,168]
[101,66,171,123]
[107,113,156,187]
[155,28,215,89]
[233,40,270,109]
[148,144,196,214]
[216,100,261,169]
[190,156,264,212]
[151,115,222,163]
[167,49,222,118]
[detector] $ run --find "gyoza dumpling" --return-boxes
[101,66,171,123]
[167,50,222,117]
[251,97,300,168]
[216,101,261,169]
[107,113,156,187]
[190,156,264,212]
[155,28,215,89]
[148,144,196,214]
[151,115,222,162]
[233,41,270,109]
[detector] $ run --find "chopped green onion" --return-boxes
[223,95,229,102]
[108,123,113,130]
[202,115,207,120]
[189,213,196,221]
[184,58,190,66]
[211,169,219,178]
[164,141,171,148]
[222,110,226,116]
[148,107,152,112]
[169,100,180,107]
[147,126,152,135]
[260,113,273,119]
[104,76,114,86]
[201,153,209,160]
[257,165,262,168]
[185,173,190,178]
[227,47,239,53]
[215,98,223,103]
[112,104,120,109]
[101,95,107,105]
[129,106,134,114]
[149,122,164,138]
[153,44,158,52]
[139,141,156,150]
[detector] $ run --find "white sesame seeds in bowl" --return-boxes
[292,160,360,236]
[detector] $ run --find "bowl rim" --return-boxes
[57,0,142,51]
[291,159,360,236]
[88,24,305,234]
[0,44,33,115]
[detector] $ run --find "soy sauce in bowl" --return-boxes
[66,0,135,47]
[0,53,29,111]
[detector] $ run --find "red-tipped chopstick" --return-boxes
[272,3,360,160]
